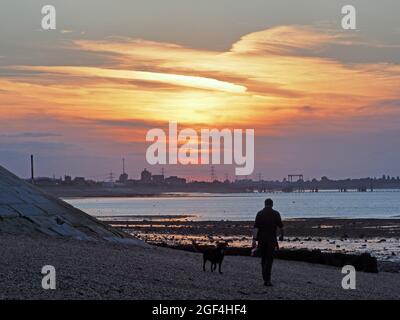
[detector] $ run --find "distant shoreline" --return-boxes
[40,185,400,199]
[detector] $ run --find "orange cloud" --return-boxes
[1,25,400,143]
[230,25,344,54]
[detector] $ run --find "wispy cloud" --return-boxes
[230,26,346,55]
[0,132,62,138]
[20,66,247,94]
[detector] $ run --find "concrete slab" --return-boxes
[0,164,139,243]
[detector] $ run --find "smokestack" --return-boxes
[30,155,34,184]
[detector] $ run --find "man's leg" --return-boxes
[261,245,275,285]
[266,246,275,282]
[261,254,267,282]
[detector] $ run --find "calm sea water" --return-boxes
[65,190,400,221]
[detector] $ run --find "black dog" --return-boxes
[193,241,228,273]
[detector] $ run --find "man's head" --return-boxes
[264,198,273,208]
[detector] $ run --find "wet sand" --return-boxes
[102,217,400,238]
[100,217,400,270]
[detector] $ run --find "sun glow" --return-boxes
[2,25,400,146]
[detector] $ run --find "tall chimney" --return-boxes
[30,154,34,184]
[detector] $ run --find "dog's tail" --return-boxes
[192,240,203,253]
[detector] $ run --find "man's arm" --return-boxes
[252,228,258,248]
[277,212,284,241]
[278,227,284,241]
[252,213,260,248]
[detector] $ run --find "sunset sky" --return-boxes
[1,0,400,180]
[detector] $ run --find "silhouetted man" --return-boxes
[252,198,284,286]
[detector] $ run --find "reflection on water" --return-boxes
[65,190,400,221]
